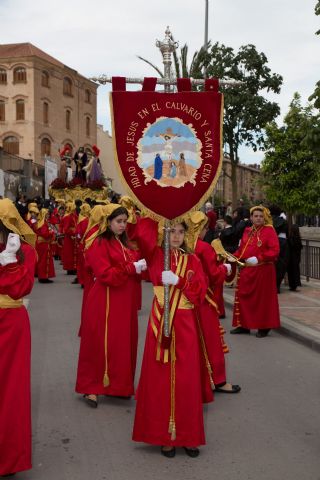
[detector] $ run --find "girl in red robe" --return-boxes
[76,205,144,406]
[231,206,280,337]
[0,199,36,477]
[132,218,211,458]
[34,208,56,283]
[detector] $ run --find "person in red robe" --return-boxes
[187,211,241,394]
[75,203,91,287]
[132,217,211,458]
[76,205,145,407]
[25,203,39,230]
[60,202,78,275]
[0,199,37,477]
[230,206,280,338]
[34,208,56,283]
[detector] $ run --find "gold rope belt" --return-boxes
[153,286,194,310]
[245,261,273,267]
[0,294,23,308]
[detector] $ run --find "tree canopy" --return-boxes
[260,93,320,215]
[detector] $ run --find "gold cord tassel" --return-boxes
[196,314,215,389]
[168,329,177,441]
[103,287,110,388]
[103,372,110,387]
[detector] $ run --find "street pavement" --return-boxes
[224,278,320,352]
[17,262,320,480]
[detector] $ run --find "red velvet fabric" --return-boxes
[110,88,223,219]
[76,236,140,396]
[232,226,281,329]
[132,218,212,447]
[0,242,36,476]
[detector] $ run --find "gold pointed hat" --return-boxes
[84,203,121,249]
[37,208,49,229]
[0,198,36,247]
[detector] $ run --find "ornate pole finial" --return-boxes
[156,26,179,92]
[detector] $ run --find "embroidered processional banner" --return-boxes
[110,77,223,221]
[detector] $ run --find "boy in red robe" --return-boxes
[230,206,280,338]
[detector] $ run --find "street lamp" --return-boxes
[204,0,209,79]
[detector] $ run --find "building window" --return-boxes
[0,101,5,121]
[63,77,72,96]
[66,109,71,130]
[3,136,19,155]
[41,138,51,157]
[16,99,25,120]
[85,89,91,103]
[13,67,27,83]
[41,71,49,87]
[43,102,49,124]
[85,116,90,136]
[0,69,7,84]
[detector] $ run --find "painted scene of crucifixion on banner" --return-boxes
[137,117,202,188]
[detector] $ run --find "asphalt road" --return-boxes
[18,262,320,480]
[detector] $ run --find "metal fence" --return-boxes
[301,240,320,281]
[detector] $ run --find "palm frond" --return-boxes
[136,56,164,78]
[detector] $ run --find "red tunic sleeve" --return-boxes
[176,254,208,306]
[195,239,226,287]
[35,223,54,241]
[130,217,158,262]
[0,243,36,299]
[85,237,137,287]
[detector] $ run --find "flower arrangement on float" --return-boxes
[49,177,109,202]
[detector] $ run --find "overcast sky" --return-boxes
[1,0,319,163]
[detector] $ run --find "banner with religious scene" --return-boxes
[110,77,223,221]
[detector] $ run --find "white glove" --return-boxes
[224,263,232,275]
[245,256,258,265]
[0,251,18,266]
[133,259,147,274]
[5,233,21,254]
[162,270,179,286]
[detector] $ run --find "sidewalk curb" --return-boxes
[223,292,320,353]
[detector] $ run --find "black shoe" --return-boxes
[67,270,77,275]
[1,475,16,477]
[256,329,270,338]
[71,277,79,284]
[83,394,98,408]
[161,447,176,458]
[39,279,53,283]
[215,383,241,394]
[183,447,200,458]
[230,327,250,334]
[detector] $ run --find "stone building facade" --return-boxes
[215,155,264,205]
[0,43,97,165]
[97,124,124,194]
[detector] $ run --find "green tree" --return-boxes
[308,1,320,107]
[205,43,282,208]
[138,42,282,208]
[260,93,320,216]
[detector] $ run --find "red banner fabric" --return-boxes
[110,80,223,221]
